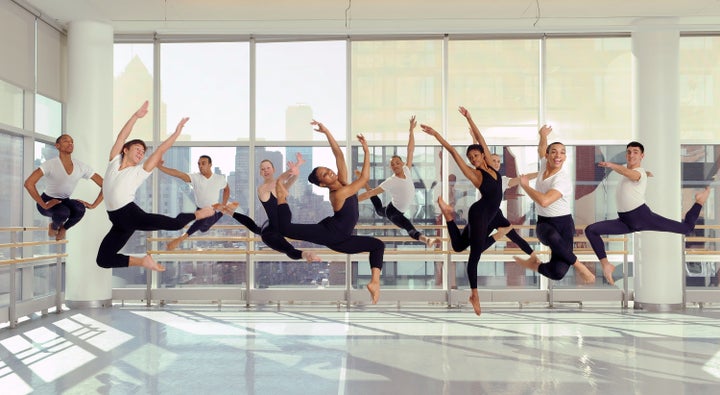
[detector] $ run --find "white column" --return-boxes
[65,21,113,307]
[632,21,682,311]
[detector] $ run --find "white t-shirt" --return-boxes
[39,157,94,199]
[378,165,415,213]
[102,154,152,211]
[616,167,647,213]
[189,172,228,208]
[535,158,573,217]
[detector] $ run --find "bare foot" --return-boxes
[167,234,188,251]
[48,223,57,238]
[696,186,711,205]
[574,262,596,284]
[437,197,455,222]
[601,260,616,285]
[301,250,322,262]
[195,206,214,219]
[513,255,541,271]
[221,201,240,216]
[55,226,67,241]
[366,281,380,304]
[276,180,289,203]
[493,225,512,241]
[468,291,481,316]
[422,236,440,248]
[141,255,166,272]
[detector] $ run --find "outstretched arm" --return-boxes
[420,124,482,188]
[312,120,348,184]
[507,172,537,188]
[458,106,492,167]
[110,101,149,160]
[157,160,192,183]
[598,161,642,182]
[143,117,189,172]
[406,115,416,168]
[537,125,552,160]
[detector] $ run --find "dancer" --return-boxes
[421,106,511,316]
[24,134,104,240]
[480,153,539,260]
[157,155,258,250]
[276,120,385,303]
[257,153,320,262]
[96,101,214,271]
[512,125,596,284]
[358,115,439,248]
[584,141,711,284]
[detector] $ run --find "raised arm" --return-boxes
[334,135,370,205]
[458,106,492,167]
[278,152,305,189]
[598,161,642,182]
[143,117,189,172]
[312,120,348,184]
[406,115,416,168]
[537,125,552,160]
[420,124,482,188]
[157,160,192,183]
[110,101,149,160]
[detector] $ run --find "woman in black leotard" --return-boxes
[421,106,510,316]
[276,121,385,304]
[256,153,320,262]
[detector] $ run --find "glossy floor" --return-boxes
[1,303,719,394]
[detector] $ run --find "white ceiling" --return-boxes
[19,0,720,35]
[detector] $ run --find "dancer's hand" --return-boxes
[409,115,417,132]
[357,134,368,152]
[134,101,149,118]
[539,125,552,137]
[458,106,471,119]
[311,119,329,134]
[420,124,439,136]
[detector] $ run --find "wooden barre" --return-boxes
[0,240,68,249]
[0,253,68,265]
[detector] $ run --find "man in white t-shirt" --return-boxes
[513,125,596,284]
[585,141,712,285]
[358,116,439,247]
[158,155,260,250]
[24,134,104,240]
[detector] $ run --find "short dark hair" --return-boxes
[199,155,212,164]
[308,167,321,186]
[391,155,403,162]
[55,134,70,144]
[466,144,484,155]
[546,142,564,154]
[121,139,147,158]
[626,141,644,153]
[260,159,275,169]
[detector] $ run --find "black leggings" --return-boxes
[37,193,86,231]
[96,202,196,268]
[446,199,497,289]
[483,209,535,255]
[277,203,385,269]
[370,196,422,240]
[232,212,262,235]
[186,211,223,236]
[535,215,577,280]
[260,225,304,260]
[585,203,702,260]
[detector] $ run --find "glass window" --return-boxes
[447,39,540,144]
[256,40,346,142]
[545,37,632,142]
[114,43,154,142]
[0,133,23,235]
[0,79,24,129]
[680,37,720,141]
[34,94,62,138]
[160,42,250,141]
[352,40,442,143]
